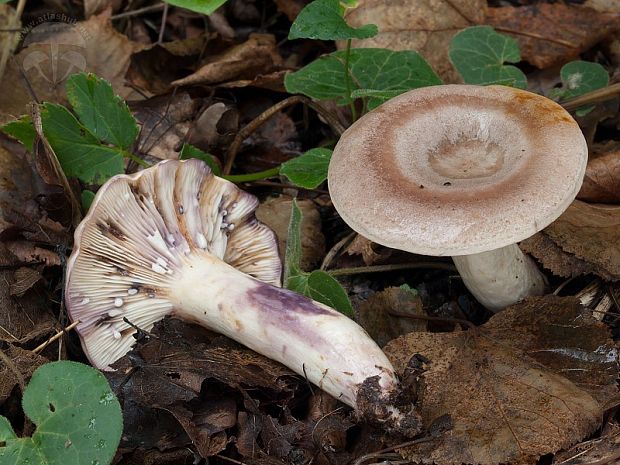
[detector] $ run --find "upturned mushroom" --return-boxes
[65,159,420,435]
[328,85,588,311]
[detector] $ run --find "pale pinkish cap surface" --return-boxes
[65,159,281,369]
[328,85,588,256]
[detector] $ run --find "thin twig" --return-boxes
[387,309,476,330]
[320,231,357,270]
[111,3,165,20]
[32,320,80,354]
[223,95,345,175]
[352,436,435,465]
[157,2,169,44]
[493,26,577,48]
[241,180,329,195]
[562,82,620,111]
[327,261,457,277]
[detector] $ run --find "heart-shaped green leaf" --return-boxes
[0,361,123,465]
[449,26,527,89]
[280,148,332,189]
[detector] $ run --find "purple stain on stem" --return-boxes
[246,282,334,317]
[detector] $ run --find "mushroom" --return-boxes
[328,85,588,311]
[65,159,420,435]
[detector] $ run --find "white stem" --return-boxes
[168,252,398,409]
[452,243,547,312]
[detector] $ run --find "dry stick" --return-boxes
[157,2,169,45]
[223,95,346,175]
[32,320,80,354]
[352,437,435,465]
[320,231,357,271]
[493,27,577,48]
[562,82,620,111]
[111,3,165,20]
[242,180,329,195]
[0,0,27,81]
[327,261,457,277]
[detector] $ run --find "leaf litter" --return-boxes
[0,1,620,465]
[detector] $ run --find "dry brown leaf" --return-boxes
[0,345,47,403]
[84,0,123,18]
[0,10,144,121]
[578,144,620,204]
[131,92,202,161]
[256,197,325,272]
[127,34,214,95]
[553,423,620,465]
[171,33,283,87]
[274,0,306,22]
[520,233,594,279]
[544,200,620,280]
[0,270,56,344]
[357,287,426,347]
[343,0,486,83]
[384,296,613,465]
[345,235,392,266]
[9,267,42,297]
[486,4,620,69]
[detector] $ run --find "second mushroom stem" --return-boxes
[451,243,547,312]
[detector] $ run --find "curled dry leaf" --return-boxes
[357,287,426,347]
[524,200,620,281]
[345,234,392,266]
[486,4,620,69]
[342,0,486,83]
[255,197,325,272]
[171,33,284,87]
[383,296,616,465]
[578,143,620,204]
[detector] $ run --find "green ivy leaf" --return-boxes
[0,361,123,465]
[280,148,332,188]
[66,73,138,150]
[289,0,377,41]
[163,0,228,15]
[285,48,441,105]
[1,115,36,152]
[555,61,608,116]
[179,143,221,175]
[449,26,527,89]
[41,103,125,184]
[284,199,353,316]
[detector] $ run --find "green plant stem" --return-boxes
[343,39,357,122]
[122,150,150,168]
[223,167,280,183]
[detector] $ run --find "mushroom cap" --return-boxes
[65,159,281,368]
[328,85,588,256]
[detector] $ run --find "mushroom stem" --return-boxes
[169,252,419,433]
[451,244,547,311]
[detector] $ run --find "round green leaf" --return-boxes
[449,26,527,89]
[0,361,123,465]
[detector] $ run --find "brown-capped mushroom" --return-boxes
[328,85,588,311]
[65,159,420,435]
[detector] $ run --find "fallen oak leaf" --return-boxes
[383,296,616,465]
